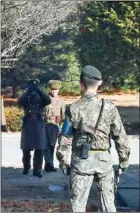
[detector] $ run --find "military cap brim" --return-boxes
[28,79,40,85]
[48,80,61,90]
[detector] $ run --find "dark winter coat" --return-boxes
[17,89,51,150]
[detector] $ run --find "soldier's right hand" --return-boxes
[119,167,128,173]
[119,159,129,173]
[62,165,71,176]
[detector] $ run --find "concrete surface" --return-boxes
[1,133,139,167]
[1,133,140,211]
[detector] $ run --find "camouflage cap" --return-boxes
[81,65,102,80]
[48,80,61,90]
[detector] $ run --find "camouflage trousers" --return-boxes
[69,150,116,212]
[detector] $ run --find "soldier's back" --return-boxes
[70,93,116,150]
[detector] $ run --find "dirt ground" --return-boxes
[1,93,139,212]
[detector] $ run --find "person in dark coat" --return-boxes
[17,79,51,178]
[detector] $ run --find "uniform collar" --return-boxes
[83,92,97,99]
[49,92,56,97]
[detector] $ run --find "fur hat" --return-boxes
[48,80,61,90]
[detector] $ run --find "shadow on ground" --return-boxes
[117,106,139,135]
[1,166,139,212]
[1,167,98,212]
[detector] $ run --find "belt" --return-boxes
[72,147,106,152]
[25,114,42,119]
[88,149,105,153]
[31,115,37,119]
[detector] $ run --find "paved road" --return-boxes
[1,133,139,167]
[1,133,140,211]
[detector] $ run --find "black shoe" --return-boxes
[33,171,43,178]
[23,169,29,175]
[50,167,57,172]
[45,166,57,172]
[23,166,31,175]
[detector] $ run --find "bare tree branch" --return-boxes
[1,0,83,69]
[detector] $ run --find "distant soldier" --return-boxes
[44,80,65,172]
[1,97,7,132]
[17,79,51,178]
[56,65,130,212]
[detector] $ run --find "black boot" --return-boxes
[23,167,31,175]
[22,150,31,175]
[44,145,57,172]
[49,167,57,172]
[33,170,42,178]
[44,164,57,172]
[33,149,43,178]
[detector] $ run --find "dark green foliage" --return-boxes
[75,1,140,89]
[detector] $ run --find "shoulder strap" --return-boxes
[94,98,105,131]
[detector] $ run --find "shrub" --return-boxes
[60,82,81,96]
[4,107,23,132]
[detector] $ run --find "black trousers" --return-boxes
[44,123,59,168]
[22,149,43,172]
[44,146,55,168]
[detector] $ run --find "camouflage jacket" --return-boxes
[57,92,130,169]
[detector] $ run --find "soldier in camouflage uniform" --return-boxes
[44,80,65,172]
[56,65,130,212]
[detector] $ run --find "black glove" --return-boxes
[62,165,71,176]
[35,86,42,94]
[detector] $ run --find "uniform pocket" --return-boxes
[97,151,111,162]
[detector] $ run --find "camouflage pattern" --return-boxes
[57,92,130,212]
[69,92,130,168]
[70,150,116,212]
